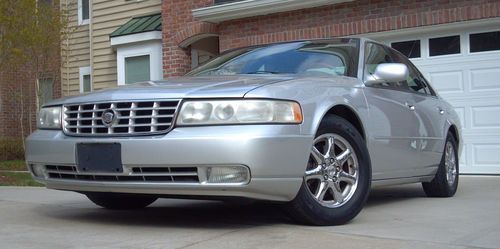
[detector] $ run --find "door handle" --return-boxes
[406,102,415,111]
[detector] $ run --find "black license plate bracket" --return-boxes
[76,143,123,173]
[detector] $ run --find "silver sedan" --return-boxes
[26,38,462,225]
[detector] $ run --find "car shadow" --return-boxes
[40,199,293,228]
[39,183,427,228]
[365,183,427,208]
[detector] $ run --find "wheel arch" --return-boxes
[322,104,366,142]
[448,124,460,146]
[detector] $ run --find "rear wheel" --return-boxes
[422,132,459,197]
[85,192,157,210]
[286,115,371,225]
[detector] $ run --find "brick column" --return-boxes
[161,0,215,78]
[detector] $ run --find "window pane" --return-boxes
[39,78,53,105]
[125,55,150,84]
[83,74,91,92]
[470,31,500,52]
[391,40,421,58]
[82,0,89,20]
[429,35,460,56]
[389,49,429,94]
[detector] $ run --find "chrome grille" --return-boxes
[63,100,180,136]
[45,165,199,183]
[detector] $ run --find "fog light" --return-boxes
[206,166,249,184]
[31,164,46,178]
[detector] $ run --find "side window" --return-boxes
[389,50,432,95]
[364,43,396,88]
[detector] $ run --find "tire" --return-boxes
[285,115,371,225]
[85,192,157,210]
[422,132,459,197]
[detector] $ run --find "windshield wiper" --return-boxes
[245,70,282,74]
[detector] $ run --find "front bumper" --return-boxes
[26,125,312,201]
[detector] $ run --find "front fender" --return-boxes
[244,77,369,137]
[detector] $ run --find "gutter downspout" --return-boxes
[65,0,70,96]
[89,0,94,91]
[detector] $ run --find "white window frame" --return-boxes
[78,0,89,25]
[79,66,91,93]
[116,41,163,85]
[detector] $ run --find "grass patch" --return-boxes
[0,160,27,171]
[0,172,43,187]
[0,139,25,161]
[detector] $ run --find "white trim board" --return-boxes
[79,66,91,93]
[192,0,353,23]
[352,17,500,41]
[78,0,89,25]
[110,31,162,47]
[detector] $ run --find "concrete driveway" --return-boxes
[0,176,499,249]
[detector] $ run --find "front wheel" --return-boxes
[85,192,157,210]
[285,115,371,225]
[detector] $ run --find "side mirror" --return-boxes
[364,63,409,86]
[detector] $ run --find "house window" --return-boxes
[429,35,460,56]
[79,66,91,93]
[125,55,151,84]
[78,0,89,25]
[39,78,53,105]
[470,31,500,53]
[391,40,421,58]
[116,42,162,85]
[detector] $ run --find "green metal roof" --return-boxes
[110,13,161,38]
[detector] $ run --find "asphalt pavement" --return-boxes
[0,176,499,249]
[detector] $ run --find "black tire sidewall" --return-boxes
[288,115,371,225]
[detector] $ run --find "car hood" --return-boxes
[46,75,295,106]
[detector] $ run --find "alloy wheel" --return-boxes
[444,141,457,186]
[304,133,359,208]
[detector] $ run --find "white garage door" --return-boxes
[379,26,500,174]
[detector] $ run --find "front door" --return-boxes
[363,42,422,180]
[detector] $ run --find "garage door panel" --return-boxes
[384,29,500,174]
[473,144,500,166]
[453,106,466,129]
[470,67,500,91]
[427,70,464,93]
[472,106,500,127]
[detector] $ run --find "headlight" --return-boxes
[37,106,62,129]
[177,100,303,125]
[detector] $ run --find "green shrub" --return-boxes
[0,139,25,161]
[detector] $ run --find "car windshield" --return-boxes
[187,39,359,77]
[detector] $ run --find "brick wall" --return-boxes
[218,0,500,51]
[161,0,215,77]
[0,64,61,140]
[162,0,500,75]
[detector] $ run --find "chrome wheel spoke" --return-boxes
[315,181,329,200]
[326,136,335,158]
[311,147,324,164]
[336,148,351,166]
[305,165,323,181]
[332,182,344,203]
[339,171,356,185]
